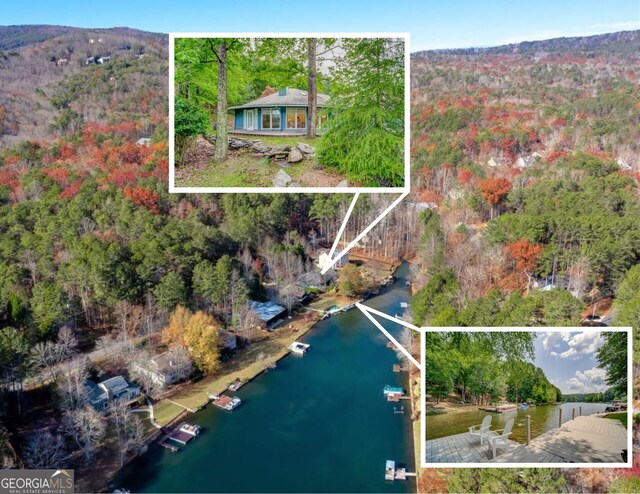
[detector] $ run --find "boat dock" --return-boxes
[426,415,627,464]
[490,415,627,463]
[157,422,202,452]
[385,460,416,481]
[288,341,311,355]
[210,393,242,411]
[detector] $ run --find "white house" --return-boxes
[85,376,140,412]
[132,350,192,388]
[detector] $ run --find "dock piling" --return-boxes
[572,408,575,420]
[526,415,531,445]
[579,406,582,416]
[559,408,563,427]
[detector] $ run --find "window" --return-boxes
[261,109,280,130]
[286,108,306,129]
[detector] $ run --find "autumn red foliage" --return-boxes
[123,186,160,214]
[506,238,543,273]
[478,177,512,206]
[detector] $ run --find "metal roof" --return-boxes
[248,300,286,322]
[229,88,330,110]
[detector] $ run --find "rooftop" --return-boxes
[248,300,286,322]
[229,88,330,110]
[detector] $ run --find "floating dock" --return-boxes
[385,460,416,481]
[210,394,242,411]
[289,341,311,355]
[168,431,194,445]
[228,380,245,392]
[479,404,518,413]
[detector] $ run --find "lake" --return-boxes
[112,263,415,493]
[426,402,611,443]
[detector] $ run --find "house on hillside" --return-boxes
[132,350,192,388]
[136,137,151,147]
[85,376,140,412]
[97,56,111,64]
[228,87,330,134]
[248,300,286,329]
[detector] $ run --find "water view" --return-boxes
[426,402,611,443]
[113,264,415,493]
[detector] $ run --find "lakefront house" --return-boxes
[229,87,329,134]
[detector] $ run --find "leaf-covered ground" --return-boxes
[175,136,349,188]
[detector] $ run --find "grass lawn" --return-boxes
[604,412,628,428]
[153,401,184,426]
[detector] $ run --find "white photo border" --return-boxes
[420,326,633,469]
[168,32,410,194]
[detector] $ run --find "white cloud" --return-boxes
[566,366,609,394]
[549,331,603,360]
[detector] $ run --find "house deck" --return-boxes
[229,129,323,137]
[490,415,627,463]
[426,415,627,464]
[425,430,520,463]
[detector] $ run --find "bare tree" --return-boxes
[29,341,63,383]
[56,326,78,360]
[23,431,67,469]
[56,357,89,410]
[61,406,106,463]
[110,401,144,467]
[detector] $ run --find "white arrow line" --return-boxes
[325,192,359,270]
[320,191,409,274]
[357,303,421,370]
[356,303,424,333]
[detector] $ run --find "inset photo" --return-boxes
[422,327,632,468]
[169,33,409,192]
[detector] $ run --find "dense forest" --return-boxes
[410,31,640,493]
[424,331,564,405]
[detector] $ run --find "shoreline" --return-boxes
[95,258,400,493]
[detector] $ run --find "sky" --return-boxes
[1,0,638,51]
[533,331,616,395]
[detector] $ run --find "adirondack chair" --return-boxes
[487,417,515,459]
[468,415,492,445]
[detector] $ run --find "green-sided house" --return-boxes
[229,87,329,135]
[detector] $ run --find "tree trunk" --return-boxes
[306,38,317,139]
[214,40,228,162]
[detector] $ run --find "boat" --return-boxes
[289,341,311,354]
[178,423,201,436]
[383,384,405,397]
[209,394,242,411]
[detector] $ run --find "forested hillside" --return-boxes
[410,31,640,493]
[0,27,419,481]
[0,26,167,145]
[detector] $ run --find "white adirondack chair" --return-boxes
[468,415,492,445]
[487,417,515,459]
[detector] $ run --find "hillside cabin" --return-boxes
[248,300,286,329]
[229,87,329,135]
[85,376,140,412]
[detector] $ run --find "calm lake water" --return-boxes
[426,402,610,443]
[113,263,415,493]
